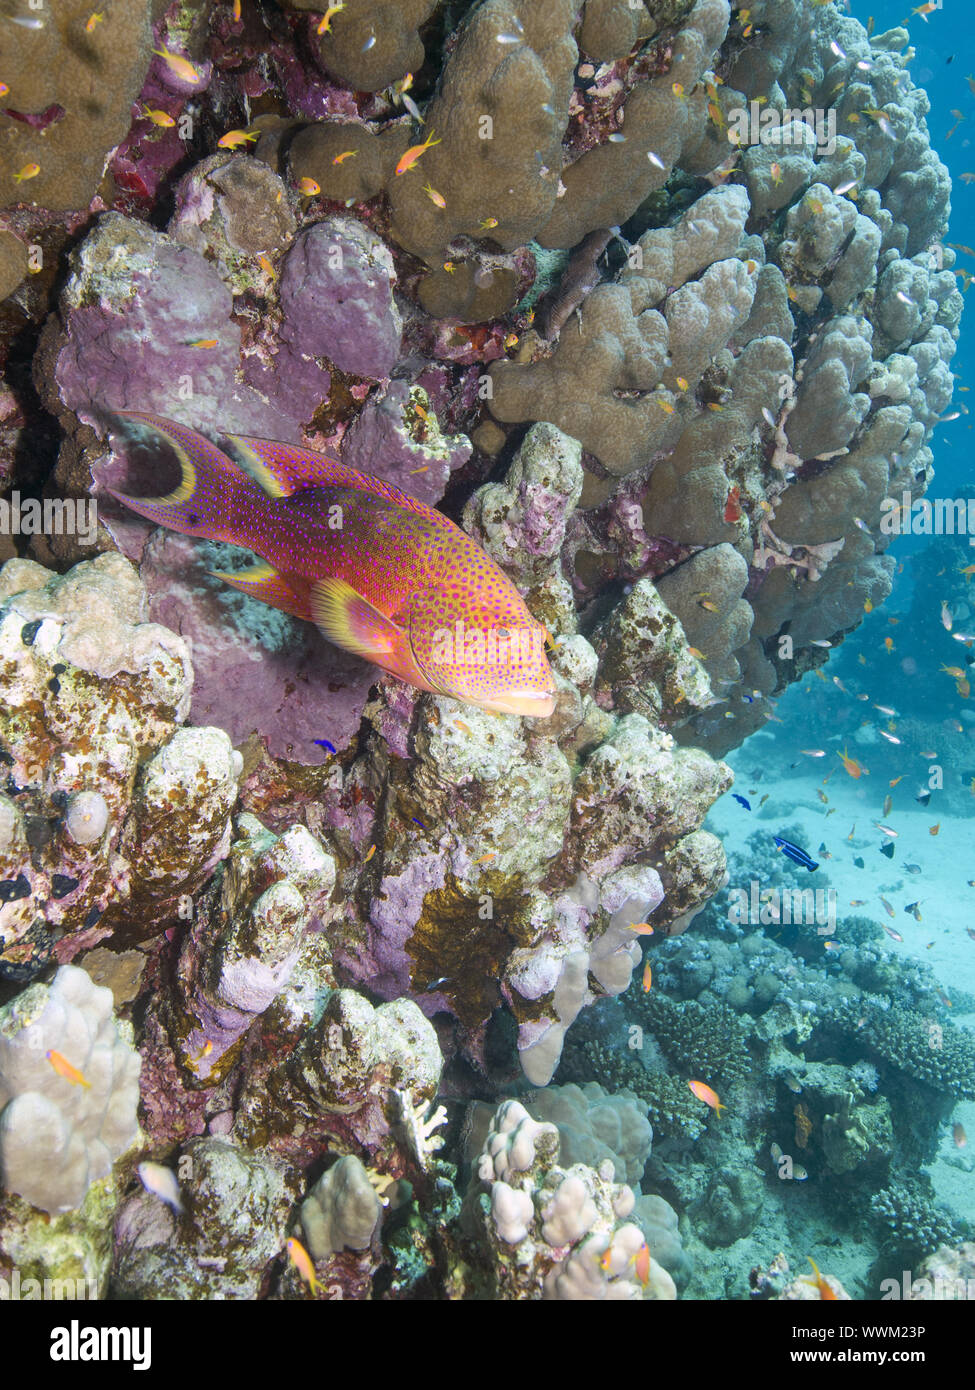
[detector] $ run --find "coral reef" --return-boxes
[461,1099,675,1300]
[0,552,241,979]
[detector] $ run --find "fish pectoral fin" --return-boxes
[309,577,402,660]
[207,562,299,614]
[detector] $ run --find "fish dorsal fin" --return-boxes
[221,433,456,530]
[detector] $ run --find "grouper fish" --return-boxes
[105,412,557,717]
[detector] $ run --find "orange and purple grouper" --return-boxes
[105,412,557,718]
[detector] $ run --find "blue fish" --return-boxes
[733,793,751,810]
[773,836,818,871]
[411,817,427,829]
[313,738,337,753]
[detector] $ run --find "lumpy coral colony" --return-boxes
[0,0,965,1299]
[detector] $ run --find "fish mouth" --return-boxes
[476,690,557,718]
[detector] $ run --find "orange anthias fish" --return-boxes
[46,1049,91,1089]
[395,129,442,176]
[688,1079,726,1115]
[804,1257,838,1300]
[837,746,864,779]
[106,413,556,717]
[286,1237,324,1296]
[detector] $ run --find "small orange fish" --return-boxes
[941,664,966,679]
[232,0,241,21]
[13,162,40,183]
[479,216,499,230]
[629,923,655,936]
[141,106,176,128]
[864,597,873,613]
[187,338,219,349]
[598,1248,613,1272]
[422,182,446,209]
[929,823,940,836]
[883,636,894,652]
[454,718,471,734]
[642,960,652,992]
[698,598,720,613]
[880,896,896,918]
[474,851,495,864]
[331,149,357,164]
[395,129,442,176]
[46,1049,91,1089]
[837,746,863,779]
[286,1237,324,1296]
[688,1079,725,1115]
[316,2,345,35]
[631,1242,651,1287]
[298,177,321,196]
[954,1122,968,1148]
[0,83,8,98]
[657,399,676,415]
[189,1039,213,1067]
[676,377,689,392]
[889,776,904,787]
[152,48,202,84]
[257,253,276,278]
[958,678,971,699]
[770,162,783,185]
[805,1257,838,1301]
[672,82,686,99]
[364,844,376,862]
[217,129,259,149]
[85,12,104,32]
